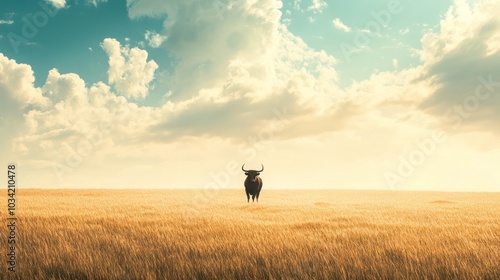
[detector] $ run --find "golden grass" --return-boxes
[4,189,500,279]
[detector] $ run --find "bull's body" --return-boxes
[245,176,263,202]
[242,164,264,202]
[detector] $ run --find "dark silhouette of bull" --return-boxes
[242,164,263,202]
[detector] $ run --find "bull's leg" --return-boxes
[252,194,255,202]
[256,191,260,202]
[246,192,250,202]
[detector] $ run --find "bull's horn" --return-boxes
[257,164,264,172]
[242,164,248,172]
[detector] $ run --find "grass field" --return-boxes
[4,189,500,279]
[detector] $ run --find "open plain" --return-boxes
[4,189,500,279]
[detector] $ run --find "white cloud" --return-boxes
[417,0,500,135]
[8,62,164,167]
[45,0,66,9]
[293,0,301,10]
[486,32,500,56]
[419,0,500,64]
[87,0,107,6]
[123,0,340,139]
[0,54,51,157]
[307,0,327,13]
[0,20,14,25]
[332,18,351,32]
[144,30,167,48]
[0,54,50,108]
[128,0,286,102]
[392,58,398,68]
[42,69,88,106]
[101,38,158,99]
[45,0,107,9]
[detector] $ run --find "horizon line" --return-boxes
[17,188,500,193]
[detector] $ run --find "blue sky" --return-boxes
[283,0,453,86]
[1,0,500,191]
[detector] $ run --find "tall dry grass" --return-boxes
[2,189,499,279]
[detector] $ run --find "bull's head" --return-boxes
[242,164,264,181]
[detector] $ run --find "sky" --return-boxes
[1,0,499,192]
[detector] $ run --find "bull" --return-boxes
[242,164,264,202]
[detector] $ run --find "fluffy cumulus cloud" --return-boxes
[0,52,160,165]
[126,0,342,141]
[101,38,158,99]
[0,54,51,108]
[0,54,51,154]
[140,0,285,101]
[418,0,500,135]
[26,70,166,150]
[6,63,168,184]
